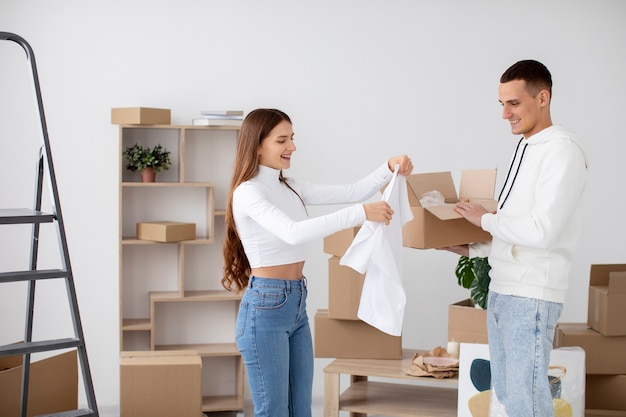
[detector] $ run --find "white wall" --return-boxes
[1,0,625,413]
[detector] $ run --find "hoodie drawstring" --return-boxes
[498,137,528,210]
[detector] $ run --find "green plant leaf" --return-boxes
[123,143,171,173]
[455,255,491,309]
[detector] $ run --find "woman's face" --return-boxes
[257,120,296,170]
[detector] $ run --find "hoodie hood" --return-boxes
[526,125,590,169]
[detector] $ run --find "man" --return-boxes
[451,60,588,416]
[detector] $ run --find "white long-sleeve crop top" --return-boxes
[232,162,393,268]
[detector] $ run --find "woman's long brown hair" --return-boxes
[221,109,292,292]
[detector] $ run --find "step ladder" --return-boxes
[0,32,98,417]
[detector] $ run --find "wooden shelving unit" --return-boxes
[117,123,243,414]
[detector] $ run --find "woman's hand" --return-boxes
[363,201,394,225]
[387,155,413,176]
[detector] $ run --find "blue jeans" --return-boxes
[236,277,313,417]
[487,292,563,417]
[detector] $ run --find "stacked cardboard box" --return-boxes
[314,228,402,359]
[120,350,202,417]
[554,264,626,415]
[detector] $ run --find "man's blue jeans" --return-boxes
[236,277,313,417]
[487,292,563,417]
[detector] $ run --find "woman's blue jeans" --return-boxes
[236,277,313,417]
[487,291,563,417]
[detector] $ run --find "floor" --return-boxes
[99,397,391,416]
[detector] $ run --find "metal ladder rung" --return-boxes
[0,268,68,283]
[0,338,82,357]
[37,409,95,417]
[0,208,55,224]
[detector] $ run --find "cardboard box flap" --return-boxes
[424,204,462,220]
[589,264,626,286]
[459,169,497,200]
[406,172,457,207]
[424,199,499,221]
[609,271,626,294]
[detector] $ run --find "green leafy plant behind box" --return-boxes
[455,256,491,309]
[123,143,172,173]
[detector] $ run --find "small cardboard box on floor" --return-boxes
[120,350,202,417]
[587,264,626,336]
[0,349,77,417]
[136,221,196,242]
[402,169,497,249]
[448,298,488,344]
[327,256,364,320]
[554,323,626,374]
[314,309,402,359]
[111,107,171,125]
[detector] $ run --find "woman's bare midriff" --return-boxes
[251,261,305,280]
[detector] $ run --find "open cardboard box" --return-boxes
[0,349,78,417]
[448,298,488,344]
[587,264,626,336]
[403,169,497,249]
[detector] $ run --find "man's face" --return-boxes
[499,79,548,138]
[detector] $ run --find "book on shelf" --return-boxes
[192,117,243,127]
[200,110,244,117]
[197,114,243,120]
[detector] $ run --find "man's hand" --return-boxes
[455,201,488,227]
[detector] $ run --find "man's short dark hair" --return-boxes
[501,60,552,98]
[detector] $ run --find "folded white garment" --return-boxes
[340,166,413,336]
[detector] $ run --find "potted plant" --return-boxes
[123,143,172,182]
[455,256,491,309]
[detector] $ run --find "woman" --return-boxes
[222,108,412,417]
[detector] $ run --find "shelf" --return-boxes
[155,342,240,357]
[121,237,213,245]
[120,124,241,131]
[339,380,457,416]
[150,290,242,303]
[202,395,244,413]
[121,318,151,332]
[121,181,214,187]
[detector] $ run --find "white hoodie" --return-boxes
[471,125,588,303]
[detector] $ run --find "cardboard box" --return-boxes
[328,256,365,320]
[323,226,360,257]
[586,374,626,411]
[0,350,78,417]
[588,264,626,336]
[136,221,196,242]
[554,323,626,374]
[120,350,202,417]
[402,169,497,249]
[448,298,488,344]
[111,107,171,125]
[314,309,402,359]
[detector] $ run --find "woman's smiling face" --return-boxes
[257,120,296,170]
